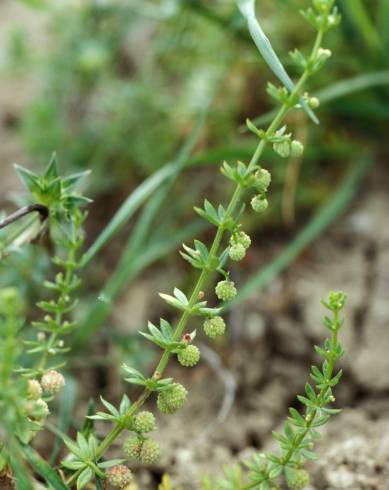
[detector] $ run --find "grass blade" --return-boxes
[80,108,209,268]
[238,0,318,123]
[72,220,206,351]
[378,0,389,49]
[9,441,34,490]
[317,70,389,104]
[21,445,69,490]
[50,375,77,464]
[339,0,381,54]
[249,70,389,128]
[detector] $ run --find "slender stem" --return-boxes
[36,217,79,373]
[242,309,340,490]
[66,22,327,489]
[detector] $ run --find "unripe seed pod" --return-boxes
[230,231,251,250]
[215,280,237,302]
[203,316,226,338]
[140,438,161,464]
[273,140,290,158]
[254,168,272,194]
[106,465,133,488]
[157,383,187,414]
[123,435,142,460]
[290,140,304,158]
[229,243,246,262]
[177,345,200,367]
[286,469,310,490]
[28,380,42,400]
[41,370,65,395]
[251,195,268,214]
[134,411,156,433]
[318,47,332,59]
[309,97,320,109]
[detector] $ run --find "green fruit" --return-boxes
[203,316,226,338]
[123,435,142,460]
[230,231,251,250]
[134,411,156,433]
[251,195,268,214]
[177,345,200,367]
[157,383,187,414]
[290,140,304,158]
[229,243,246,262]
[254,168,271,194]
[273,140,290,158]
[140,438,160,464]
[215,280,237,302]
[286,469,310,490]
[106,465,133,488]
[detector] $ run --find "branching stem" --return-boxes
[67,27,325,487]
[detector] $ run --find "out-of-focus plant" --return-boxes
[15,1,233,188]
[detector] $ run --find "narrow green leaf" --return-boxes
[21,445,69,490]
[238,0,318,123]
[77,467,93,490]
[44,153,58,179]
[10,449,34,490]
[50,376,77,464]
[14,164,40,194]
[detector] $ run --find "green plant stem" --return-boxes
[242,310,340,490]
[67,27,324,487]
[1,309,17,385]
[36,218,79,373]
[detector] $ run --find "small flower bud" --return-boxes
[27,380,42,400]
[251,195,268,214]
[133,411,156,433]
[215,280,237,302]
[203,316,226,338]
[106,465,133,488]
[290,140,304,158]
[140,438,160,464]
[328,291,347,311]
[318,47,332,60]
[41,370,65,395]
[123,435,142,460]
[157,383,187,414]
[37,332,46,342]
[254,168,272,194]
[198,291,205,300]
[229,243,246,262]
[308,97,320,109]
[273,140,290,158]
[177,345,200,367]
[230,231,251,250]
[286,469,310,490]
